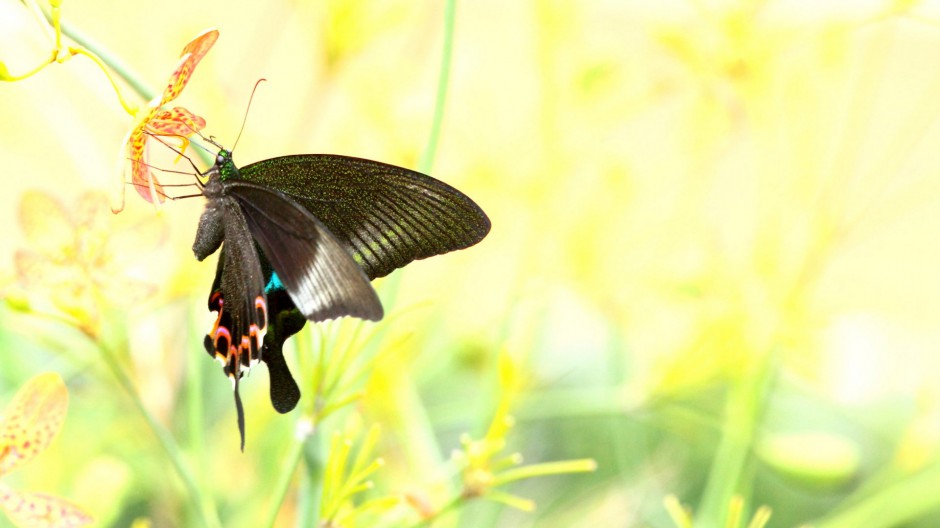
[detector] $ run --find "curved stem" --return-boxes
[1,53,55,81]
[381,0,458,317]
[69,47,139,115]
[96,339,222,528]
[418,0,458,175]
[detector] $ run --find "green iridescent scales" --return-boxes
[234,154,490,280]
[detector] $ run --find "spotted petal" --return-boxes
[148,106,206,136]
[127,130,163,205]
[0,485,92,528]
[161,29,218,104]
[0,373,67,477]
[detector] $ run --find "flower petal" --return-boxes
[14,250,74,289]
[0,373,68,476]
[181,28,220,65]
[147,107,206,136]
[0,485,93,528]
[128,130,165,205]
[161,29,219,104]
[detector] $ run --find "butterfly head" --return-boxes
[215,149,241,181]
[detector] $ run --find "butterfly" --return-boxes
[191,148,490,449]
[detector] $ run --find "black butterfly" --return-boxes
[191,149,490,449]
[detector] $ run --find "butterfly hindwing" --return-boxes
[195,181,269,450]
[203,250,303,416]
[239,154,491,280]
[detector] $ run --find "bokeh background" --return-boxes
[4,0,940,526]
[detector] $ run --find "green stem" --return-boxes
[97,340,221,528]
[262,430,307,528]
[301,430,328,527]
[417,0,457,175]
[260,331,320,526]
[378,0,458,314]
[55,18,155,102]
[186,303,211,518]
[693,356,774,528]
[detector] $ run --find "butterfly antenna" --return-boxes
[231,78,267,153]
[144,131,202,174]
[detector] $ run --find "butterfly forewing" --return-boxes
[238,154,491,280]
[227,180,384,322]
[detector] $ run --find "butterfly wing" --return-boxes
[204,197,267,374]
[202,249,303,417]
[257,279,305,414]
[238,154,491,280]
[197,194,269,451]
[225,180,384,322]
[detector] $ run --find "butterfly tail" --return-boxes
[234,372,246,452]
[262,347,300,413]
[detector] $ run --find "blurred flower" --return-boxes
[441,352,596,513]
[664,494,771,528]
[13,189,164,337]
[320,424,400,528]
[113,28,217,213]
[0,372,93,528]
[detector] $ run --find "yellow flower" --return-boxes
[664,494,771,528]
[449,352,596,512]
[320,424,400,527]
[0,373,92,528]
[113,29,217,213]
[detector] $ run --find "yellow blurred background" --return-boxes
[4,0,940,526]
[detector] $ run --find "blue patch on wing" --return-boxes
[265,272,284,294]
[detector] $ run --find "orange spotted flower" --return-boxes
[113,29,218,213]
[0,373,92,528]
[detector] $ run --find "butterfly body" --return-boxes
[192,149,490,449]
